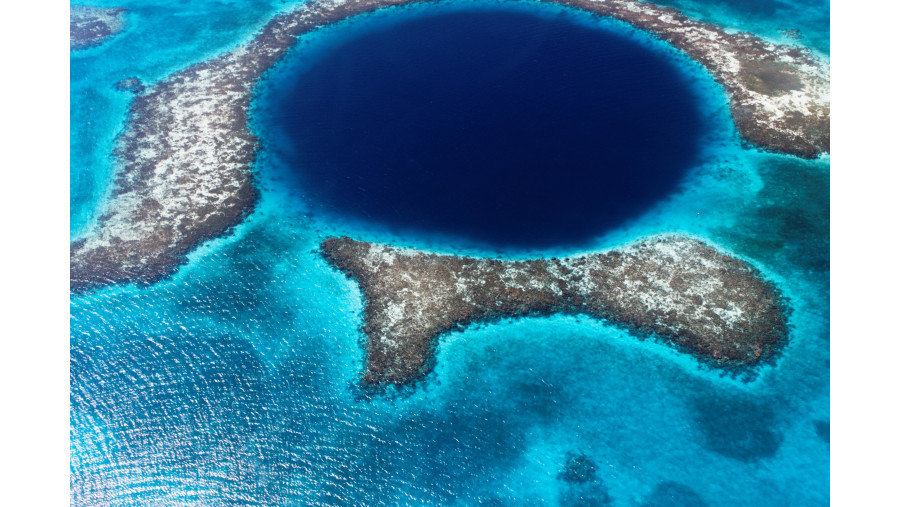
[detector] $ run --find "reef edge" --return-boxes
[320,234,790,389]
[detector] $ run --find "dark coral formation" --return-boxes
[559,453,598,484]
[114,77,145,94]
[558,453,613,507]
[321,235,789,389]
[70,5,126,50]
[814,420,829,444]
[641,481,708,507]
[70,0,829,294]
[692,396,783,462]
[780,28,802,40]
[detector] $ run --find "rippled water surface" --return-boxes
[71,0,830,504]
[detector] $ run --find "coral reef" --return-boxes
[71,6,126,50]
[321,234,789,388]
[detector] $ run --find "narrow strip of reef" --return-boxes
[70,6,126,50]
[70,0,830,293]
[321,235,789,389]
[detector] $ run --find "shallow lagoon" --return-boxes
[70,0,830,504]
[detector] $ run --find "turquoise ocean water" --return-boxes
[70,0,830,504]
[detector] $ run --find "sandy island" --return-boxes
[321,235,789,389]
[70,0,829,293]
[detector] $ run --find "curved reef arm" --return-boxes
[321,235,789,390]
[71,0,829,293]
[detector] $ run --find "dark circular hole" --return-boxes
[264,7,707,248]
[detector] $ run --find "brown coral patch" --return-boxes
[321,235,789,390]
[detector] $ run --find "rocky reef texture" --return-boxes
[70,6,126,50]
[114,77,145,94]
[321,235,789,389]
[71,0,829,293]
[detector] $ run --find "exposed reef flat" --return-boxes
[321,235,789,389]
[70,6,126,50]
[70,0,830,293]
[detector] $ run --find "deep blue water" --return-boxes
[71,0,830,505]
[266,9,705,248]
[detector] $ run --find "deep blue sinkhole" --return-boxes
[266,8,706,248]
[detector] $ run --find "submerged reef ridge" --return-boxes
[559,453,599,484]
[70,5,126,50]
[70,0,830,293]
[321,234,789,389]
[114,77,146,94]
